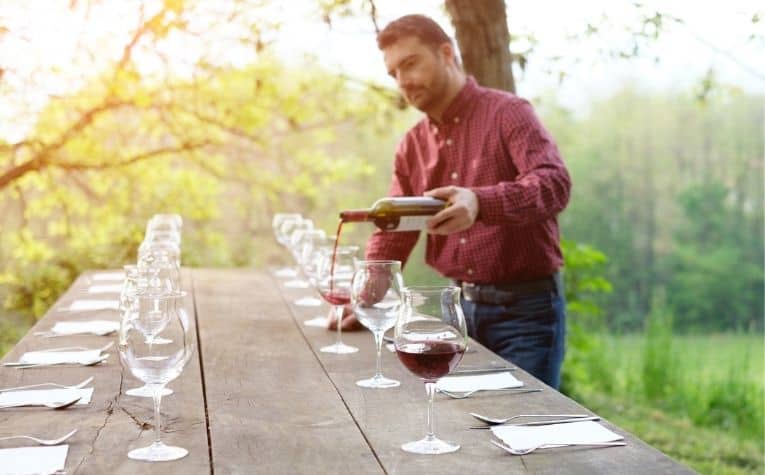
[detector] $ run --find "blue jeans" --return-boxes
[461,285,566,390]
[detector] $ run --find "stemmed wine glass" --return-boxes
[351,260,403,388]
[394,286,467,454]
[119,292,195,462]
[120,265,173,397]
[317,245,359,354]
[290,229,326,307]
[272,213,302,278]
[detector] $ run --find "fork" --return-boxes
[491,439,626,455]
[34,342,114,354]
[0,376,94,393]
[470,412,590,425]
[439,387,543,399]
[3,355,109,369]
[0,429,77,446]
[0,397,82,410]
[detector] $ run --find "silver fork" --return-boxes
[0,429,77,446]
[0,376,94,393]
[491,439,626,455]
[3,354,109,369]
[471,412,590,425]
[439,387,543,399]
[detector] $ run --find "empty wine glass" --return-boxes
[394,286,467,454]
[272,213,302,278]
[120,266,173,398]
[317,245,359,354]
[291,229,326,307]
[352,260,403,389]
[283,218,314,288]
[119,292,195,462]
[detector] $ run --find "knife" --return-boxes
[469,416,600,429]
[449,366,516,375]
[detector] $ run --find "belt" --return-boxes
[454,273,559,305]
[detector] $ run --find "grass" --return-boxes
[573,332,765,474]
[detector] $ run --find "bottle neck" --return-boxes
[339,209,371,222]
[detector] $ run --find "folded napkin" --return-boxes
[436,371,523,392]
[19,350,103,365]
[47,320,119,336]
[273,268,297,278]
[0,445,68,474]
[304,316,328,328]
[491,420,623,451]
[85,284,123,294]
[283,280,310,289]
[63,300,119,312]
[90,271,124,281]
[0,388,93,406]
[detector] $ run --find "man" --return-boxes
[332,14,571,389]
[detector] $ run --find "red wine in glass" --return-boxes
[396,341,465,382]
[320,289,351,306]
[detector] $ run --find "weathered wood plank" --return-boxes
[191,268,383,475]
[0,270,211,475]
[277,272,696,475]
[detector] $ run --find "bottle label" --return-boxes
[393,216,430,232]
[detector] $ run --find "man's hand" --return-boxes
[326,305,363,331]
[424,186,479,235]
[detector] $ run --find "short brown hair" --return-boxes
[377,14,452,51]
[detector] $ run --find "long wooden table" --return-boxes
[0,269,695,474]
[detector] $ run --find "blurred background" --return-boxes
[0,1,762,472]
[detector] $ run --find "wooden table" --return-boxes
[0,269,695,474]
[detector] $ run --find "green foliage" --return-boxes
[551,86,764,332]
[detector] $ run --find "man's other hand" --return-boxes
[424,186,479,235]
[326,305,363,331]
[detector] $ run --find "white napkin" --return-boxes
[304,316,328,328]
[85,284,123,294]
[20,350,102,365]
[436,371,523,392]
[491,420,624,451]
[64,300,119,312]
[90,271,124,281]
[48,320,119,336]
[0,388,93,406]
[273,267,297,278]
[0,445,68,475]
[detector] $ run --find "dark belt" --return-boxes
[454,273,559,305]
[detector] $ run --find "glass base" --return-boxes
[125,385,173,397]
[274,267,297,278]
[320,342,359,354]
[128,441,188,462]
[401,436,460,455]
[294,296,321,307]
[356,375,400,389]
[284,279,309,288]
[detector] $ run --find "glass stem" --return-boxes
[334,305,344,345]
[152,385,164,445]
[373,331,383,379]
[425,382,436,441]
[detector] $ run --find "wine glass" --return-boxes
[352,260,403,389]
[272,213,302,278]
[290,229,326,306]
[119,292,195,462]
[317,245,359,354]
[283,218,314,288]
[394,286,467,454]
[120,266,173,398]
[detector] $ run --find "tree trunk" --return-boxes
[444,0,515,93]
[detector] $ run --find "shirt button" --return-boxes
[459,237,466,244]
[467,268,474,275]
[453,117,460,124]
[445,138,453,146]
[451,172,458,180]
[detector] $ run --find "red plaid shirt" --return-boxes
[365,77,571,284]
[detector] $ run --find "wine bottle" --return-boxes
[340,197,447,232]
